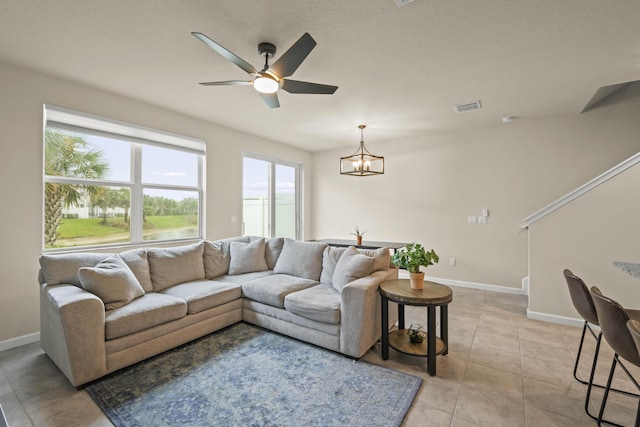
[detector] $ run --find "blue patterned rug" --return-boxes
[86,322,422,426]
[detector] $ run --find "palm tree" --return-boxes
[44,130,109,246]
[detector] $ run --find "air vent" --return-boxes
[453,100,482,113]
[393,0,415,7]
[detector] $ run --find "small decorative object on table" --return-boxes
[351,226,366,246]
[407,323,426,344]
[392,242,439,289]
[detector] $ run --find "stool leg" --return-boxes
[584,331,603,420]
[574,321,589,384]
[597,355,618,427]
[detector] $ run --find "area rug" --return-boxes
[86,322,422,427]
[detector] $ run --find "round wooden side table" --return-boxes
[380,279,453,376]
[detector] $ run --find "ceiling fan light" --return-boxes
[253,76,279,93]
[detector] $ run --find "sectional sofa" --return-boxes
[38,237,399,387]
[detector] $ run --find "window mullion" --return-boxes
[130,143,143,243]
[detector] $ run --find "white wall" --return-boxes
[0,61,312,345]
[529,162,640,321]
[311,87,640,296]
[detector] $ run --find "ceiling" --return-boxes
[1,0,639,151]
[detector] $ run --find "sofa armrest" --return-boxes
[340,268,398,358]
[40,283,107,387]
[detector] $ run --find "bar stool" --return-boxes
[590,286,640,427]
[563,269,635,421]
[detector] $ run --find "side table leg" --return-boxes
[441,304,449,355]
[427,305,436,376]
[382,295,389,360]
[398,303,405,330]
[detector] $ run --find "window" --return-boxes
[43,105,205,250]
[242,154,301,239]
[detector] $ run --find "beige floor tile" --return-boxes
[518,326,567,350]
[462,362,523,400]
[0,392,34,427]
[413,375,461,415]
[469,343,522,376]
[523,377,595,423]
[453,384,525,427]
[587,384,639,426]
[403,406,452,427]
[525,405,593,427]
[521,355,576,388]
[27,391,111,427]
[519,339,574,367]
[477,317,519,340]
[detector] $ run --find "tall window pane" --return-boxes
[242,157,270,237]
[242,154,300,239]
[275,164,296,239]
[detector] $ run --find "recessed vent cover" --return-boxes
[453,100,482,113]
[393,0,415,7]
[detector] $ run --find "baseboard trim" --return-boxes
[526,309,584,328]
[398,270,527,295]
[0,332,40,352]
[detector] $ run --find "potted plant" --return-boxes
[350,226,366,246]
[392,242,439,289]
[407,324,426,344]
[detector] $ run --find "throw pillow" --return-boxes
[39,252,110,287]
[118,248,153,293]
[203,237,250,279]
[332,246,375,293]
[319,246,347,285]
[264,237,284,270]
[228,238,268,275]
[147,242,205,291]
[78,255,145,310]
[273,239,327,281]
[358,247,392,272]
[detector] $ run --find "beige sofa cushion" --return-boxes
[104,293,187,340]
[242,274,318,308]
[320,246,347,286]
[147,242,205,291]
[118,248,154,292]
[273,239,327,281]
[284,284,341,325]
[332,247,375,292]
[160,279,242,314]
[357,247,392,272]
[39,252,109,286]
[251,236,284,270]
[203,237,250,279]
[78,255,145,311]
[228,238,268,275]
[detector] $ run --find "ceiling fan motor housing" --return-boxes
[258,42,276,58]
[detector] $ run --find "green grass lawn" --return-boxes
[51,215,197,248]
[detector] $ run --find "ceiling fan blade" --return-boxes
[282,79,338,94]
[268,33,316,78]
[260,92,280,109]
[192,32,258,75]
[199,80,252,86]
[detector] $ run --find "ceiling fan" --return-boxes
[192,32,338,108]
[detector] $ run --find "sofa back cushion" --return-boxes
[251,236,284,270]
[147,242,205,291]
[228,238,268,275]
[320,246,347,285]
[78,255,145,310]
[332,246,375,292]
[118,248,154,293]
[203,237,250,279]
[39,252,110,286]
[273,239,327,281]
[357,247,392,272]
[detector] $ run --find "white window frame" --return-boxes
[43,105,206,251]
[242,152,302,239]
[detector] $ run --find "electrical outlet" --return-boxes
[467,216,477,224]
[478,216,487,224]
[449,258,456,266]
[231,215,237,223]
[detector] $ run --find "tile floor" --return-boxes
[1,286,639,426]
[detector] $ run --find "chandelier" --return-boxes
[340,125,384,176]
